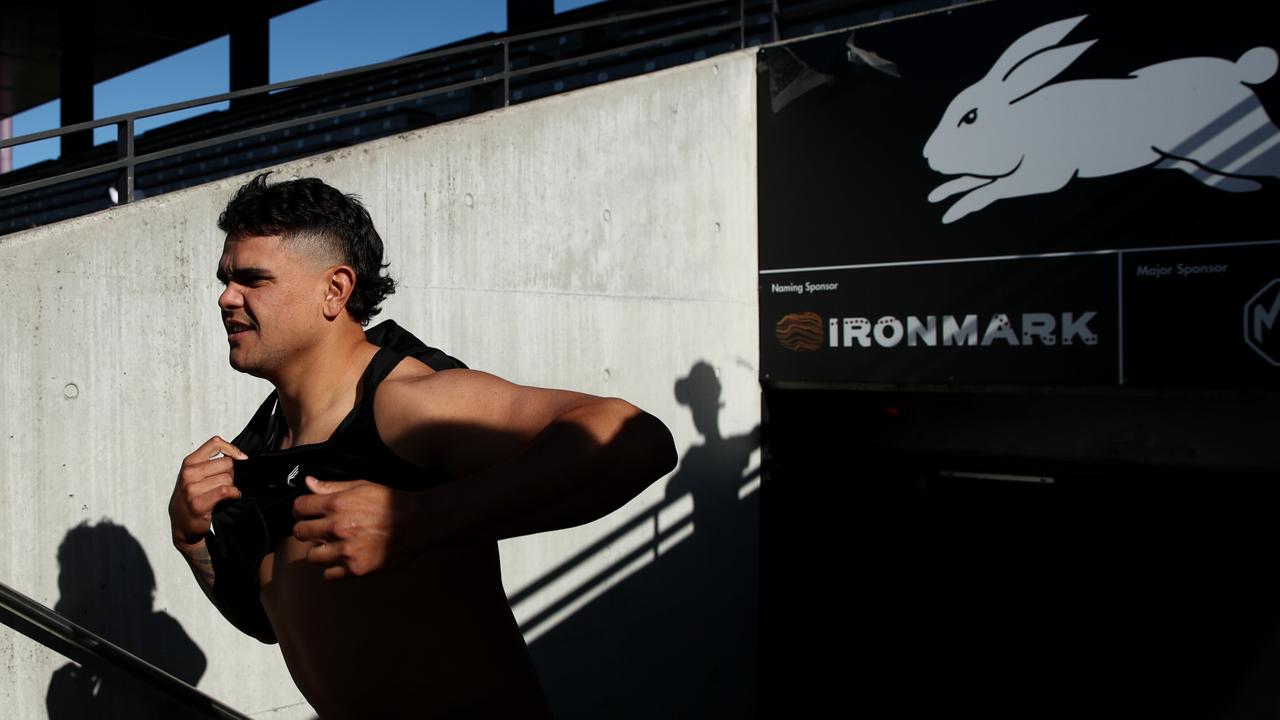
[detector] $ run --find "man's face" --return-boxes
[217,234,330,377]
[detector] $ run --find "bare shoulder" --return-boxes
[374,365,571,435]
[371,364,612,477]
[375,366,515,423]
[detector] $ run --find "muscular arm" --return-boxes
[294,370,678,576]
[383,370,677,546]
[414,396,676,547]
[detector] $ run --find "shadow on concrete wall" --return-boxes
[46,520,208,720]
[527,360,760,719]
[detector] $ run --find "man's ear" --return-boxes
[322,265,357,320]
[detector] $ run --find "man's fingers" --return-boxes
[294,518,337,544]
[182,455,232,476]
[179,456,234,486]
[304,540,343,565]
[305,476,361,494]
[191,483,242,514]
[189,436,248,463]
[190,475,237,500]
[171,437,246,547]
[211,437,249,461]
[301,538,355,580]
[292,492,327,519]
[184,469,234,497]
[190,435,225,460]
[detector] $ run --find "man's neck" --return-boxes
[270,326,379,447]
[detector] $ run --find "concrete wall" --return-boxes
[0,48,760,718]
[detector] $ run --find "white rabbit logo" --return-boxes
[923,15,1280,224]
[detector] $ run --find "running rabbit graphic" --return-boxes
[922,15,1280,224]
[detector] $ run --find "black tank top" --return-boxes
[244,343,453,489]
[206,320,466,643]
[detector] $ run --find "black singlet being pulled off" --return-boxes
[205,320,466,643]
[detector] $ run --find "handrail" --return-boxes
[0,0,754,206]
[0,581,251,719]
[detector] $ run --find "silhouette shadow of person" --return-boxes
[666,360,761,559]
[662,360,761,715]
[46,520,207,719]
[527,360,761,718]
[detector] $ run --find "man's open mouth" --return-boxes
[225,321,254,339]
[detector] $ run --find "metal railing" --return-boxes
[0,0,765,208]
[0,581,251,719]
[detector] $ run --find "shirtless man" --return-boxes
[168,173,678,718]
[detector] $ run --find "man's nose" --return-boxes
[218,283,242,310]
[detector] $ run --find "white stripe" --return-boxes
[759,238,1280,275]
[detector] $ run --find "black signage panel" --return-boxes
[762,255,1118,385]
[1122,241,1280,386]
[758,0,1280,388]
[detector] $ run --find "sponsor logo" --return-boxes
[923,14,1280,224]
[774,311,1100,350]
[825,312,1098,348]
[776,312,824,352]
[1245,279,1280,366]
[287,465,301,487]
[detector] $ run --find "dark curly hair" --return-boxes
[217,171,396,325]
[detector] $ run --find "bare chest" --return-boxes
[256,539,548,717]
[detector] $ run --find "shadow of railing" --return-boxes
[519,360,761,719]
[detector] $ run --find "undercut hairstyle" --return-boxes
[217,171,397,325]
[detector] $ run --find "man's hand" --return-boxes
[169,436,247,550]
[292,477,427,581]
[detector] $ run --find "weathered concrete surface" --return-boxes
[0,47,759,718]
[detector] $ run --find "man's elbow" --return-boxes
[649,414,678,478]
[610,400,677,485]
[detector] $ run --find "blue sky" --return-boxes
[10,0,601,168]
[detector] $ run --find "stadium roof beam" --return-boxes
[508,0,555,32]
[0,0,315,156]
